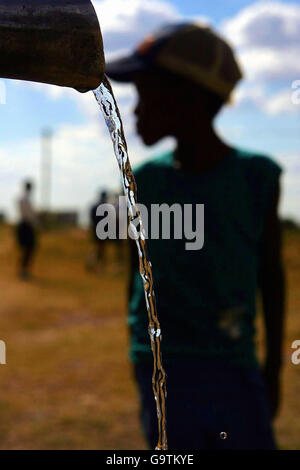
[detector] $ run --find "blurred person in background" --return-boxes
[111,192,127,272]
[106,23,286,450]
[16,180,38,280]
[86,189,109,273]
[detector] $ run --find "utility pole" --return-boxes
[40,127,53,213]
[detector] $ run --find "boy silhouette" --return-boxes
[106,23,285,450]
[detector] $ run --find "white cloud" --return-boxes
[93,0,180,52]
[222,2,300,116]
[233,83,266,106]
[233,83,300,115]
[222,2,300,82]
[222,1,300,49]
[236,47,300,82]
[262,89,299,115]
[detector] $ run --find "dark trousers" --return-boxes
[16,221,36,271]
[20,244,35,270]
[134,359,276,450]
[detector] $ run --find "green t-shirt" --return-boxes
[129,148,282,368]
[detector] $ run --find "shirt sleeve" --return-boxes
[250,155,283,217]
[262,156,282,211]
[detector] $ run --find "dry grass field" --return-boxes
[0,224,299,449]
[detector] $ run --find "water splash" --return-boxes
[93,75,168,450]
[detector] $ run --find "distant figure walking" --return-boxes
[16,181,38,279]
[111,192,126,271]
[86,190,108,273]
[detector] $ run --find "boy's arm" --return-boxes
[259,181,286,419]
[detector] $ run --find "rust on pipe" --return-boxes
[0,0,105,92]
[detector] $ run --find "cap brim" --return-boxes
[105,54,152,82]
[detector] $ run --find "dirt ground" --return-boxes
[0,224,299,449]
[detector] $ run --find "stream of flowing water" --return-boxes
[93,75,168,450]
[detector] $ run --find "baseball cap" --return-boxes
[105,23,243,101]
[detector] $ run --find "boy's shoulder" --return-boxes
[133,151,173,179]
[234,148,283,214]
[234,148,282,177]
[133,147,283,185]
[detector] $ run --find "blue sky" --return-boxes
[0,0,299,222]
[171,0,298,19]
